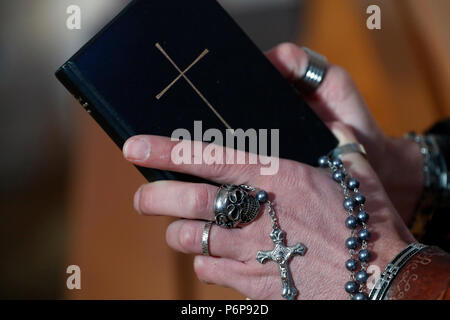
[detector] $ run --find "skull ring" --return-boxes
[214,184,262,228]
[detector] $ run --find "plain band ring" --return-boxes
[202,221,213,256]
[295,47,328,93]
[329,143,367,159]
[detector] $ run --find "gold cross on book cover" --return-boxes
[155,43,233,131]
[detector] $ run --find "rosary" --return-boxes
[319,153,371,300]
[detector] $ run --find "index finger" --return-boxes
[123,135,278,184]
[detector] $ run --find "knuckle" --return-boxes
[272,42,302,80]
[185,184,211,215]
[207,161,247,184]
[274,42,299,61]
[231,164,257,184]
[178,221,200,252]
[334,66,356,92]
[203,148,259,184]
[332,65,353,83]
[205,162,226,180]
[320,65,356,101]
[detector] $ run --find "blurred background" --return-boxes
[0,0,449,299]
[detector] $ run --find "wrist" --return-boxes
[366,204,416,293]
[377,137,424,225]
[371,207,412,265]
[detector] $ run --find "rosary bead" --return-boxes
[357,229,371,242]
[347,178,360,190]
[358,249,371,262]
[331,158,343,168]
[345,281,358,294]
[345,258,359,271]
[256,190,269,203]
[355,270,369,283]
[352,292,369,300]
[324,155,373,300]
[354,193,366,205]
[318,156,329,168]
[333,170,345,183]
[343,198,356,211]
[345,216,359,229]
[346,237,359,250]
[356,210,369,223]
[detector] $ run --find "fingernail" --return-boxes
[124,138,150,161]
[133,186,143,214]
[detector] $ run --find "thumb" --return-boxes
[265,43,384,155]
[265,43,364,123]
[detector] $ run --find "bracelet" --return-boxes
[405,133,448,192]
[405,133,450,240]
[369,243,428,300]
[383,246,450,300]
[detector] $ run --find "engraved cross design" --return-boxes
[256,228,306,300]
[155,43,233,131]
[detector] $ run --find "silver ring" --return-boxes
[214,184,261,228]
[295,47,328,93]
[329,143,367,159]
[202,221,213,256]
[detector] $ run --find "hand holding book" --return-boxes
[123,43,426,300]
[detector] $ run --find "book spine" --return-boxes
[55,62,130,148]
[55,62,173,182]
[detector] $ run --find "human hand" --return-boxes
[265,43,424,225]
[122,123,415,299]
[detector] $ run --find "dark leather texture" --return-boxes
[56,0,338,182]
[385,246,450,300]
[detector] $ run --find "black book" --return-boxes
[55,0,338,182]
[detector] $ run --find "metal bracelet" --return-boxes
[405,133,450,240]
[405,133,449,193]
[369,243,427,300]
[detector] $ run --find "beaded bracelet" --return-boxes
[318,154,371,300]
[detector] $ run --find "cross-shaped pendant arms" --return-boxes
[256,228,306,300]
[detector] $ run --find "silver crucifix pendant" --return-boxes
[256,227,307,300]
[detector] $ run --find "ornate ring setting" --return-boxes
[214,184,267,228]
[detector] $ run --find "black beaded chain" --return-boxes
[318,155,371,300]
